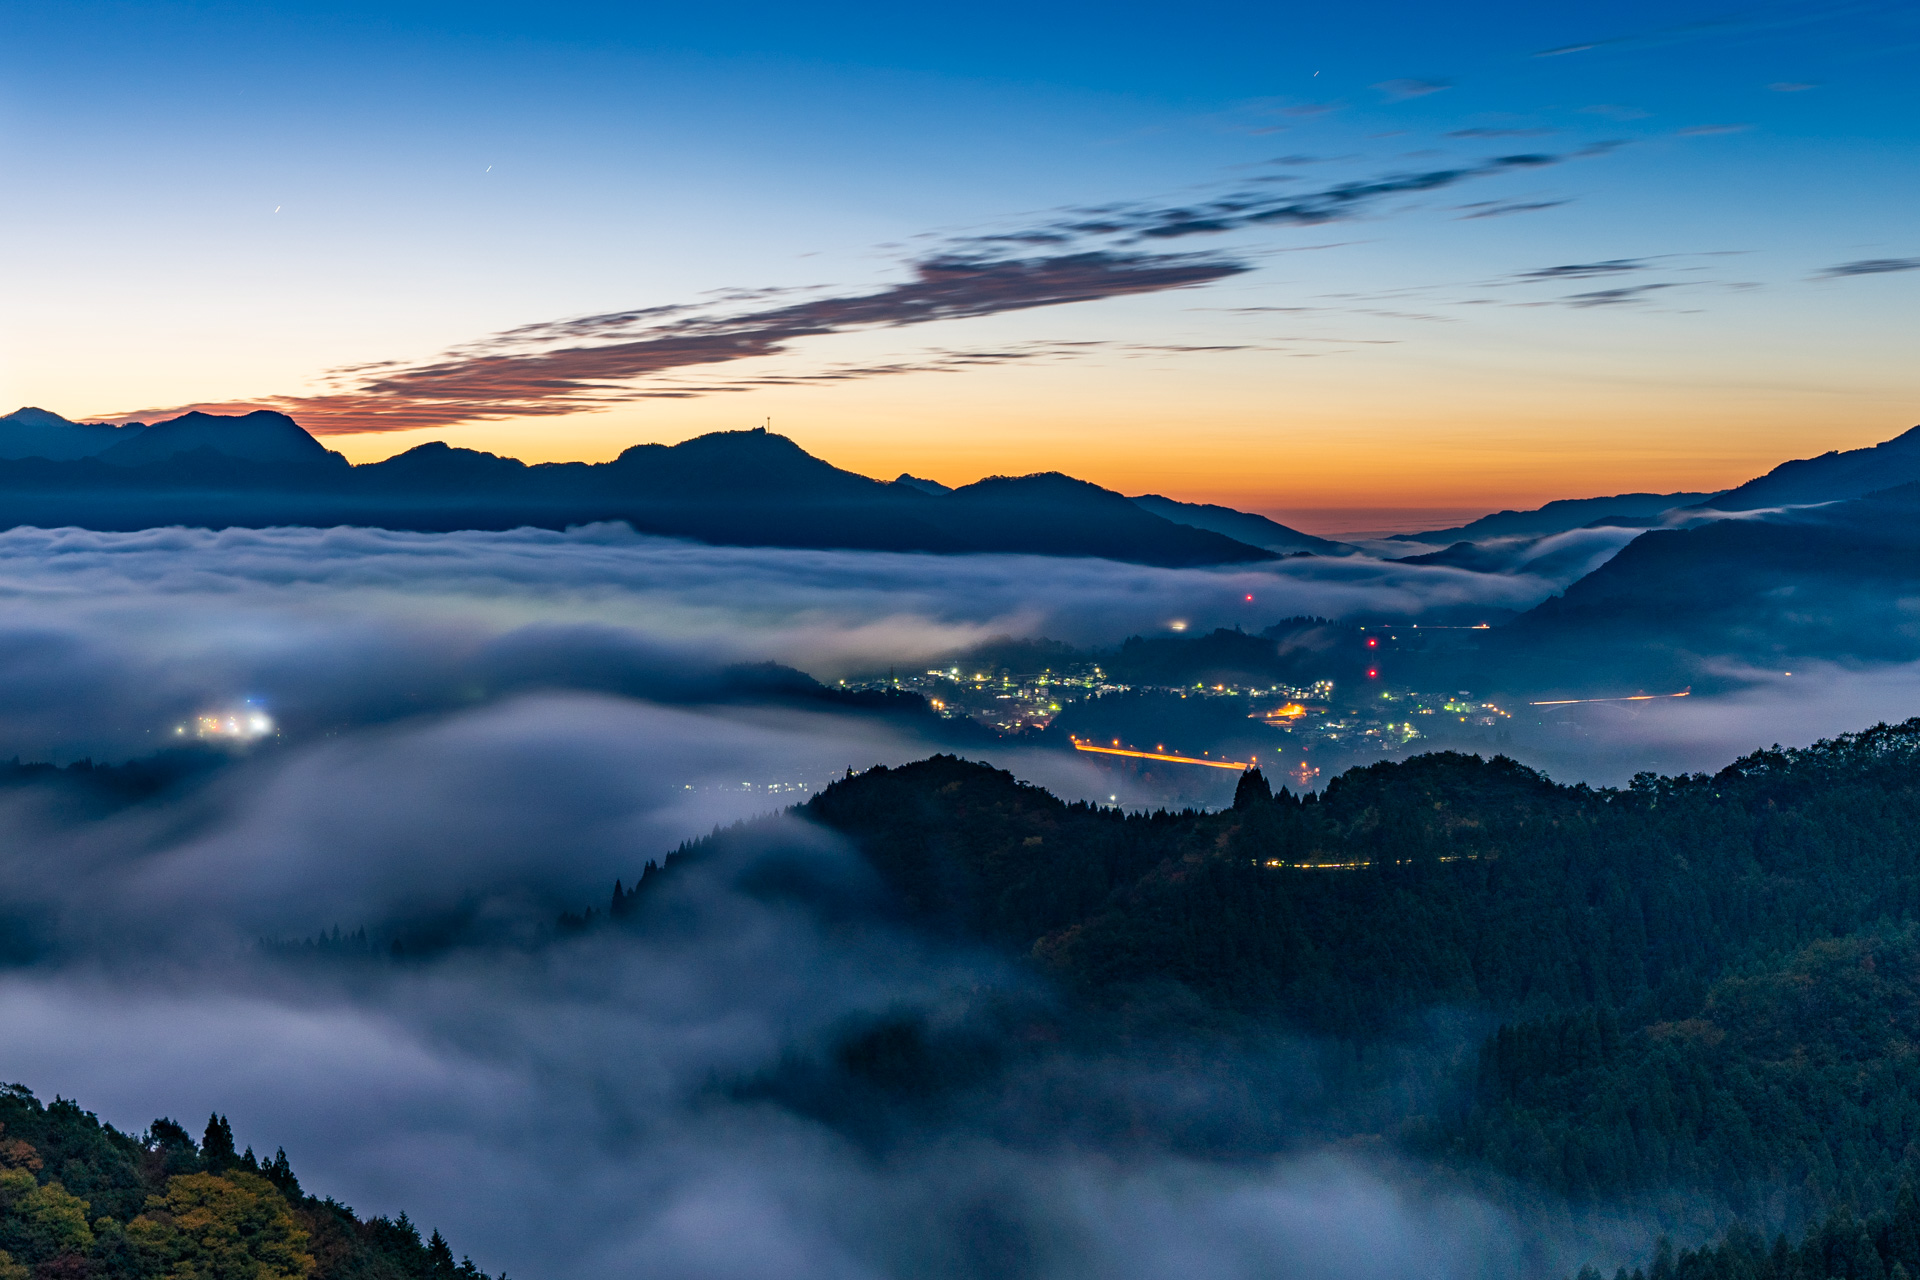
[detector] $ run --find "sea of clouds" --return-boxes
[2,523,1913,1277]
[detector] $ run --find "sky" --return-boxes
[2,0,1917,523]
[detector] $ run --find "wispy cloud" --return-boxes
[1815,257,1920,278]
[1373,78,1452,101]
[1676,124,1752,137]
[115,145,1614,435]
[119,252,1247,433]
[1456,199,1571,220]
[1448,127,1556,139]
[1558,283,1681,307]
[1513,259,1649,281]
[977,148,1605,246]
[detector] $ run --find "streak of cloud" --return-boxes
[1373,79,1452,101]
[1558,283,1681,307]
[112,146,1616,435]
[1512,259,1648,281]
[1815,257,1920,278]
[1456,200,1571,219]
[1447,128,1556,139]
[993,150,1594,246]
[117,251,1246,434]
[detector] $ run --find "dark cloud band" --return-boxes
[115,146,1611,436]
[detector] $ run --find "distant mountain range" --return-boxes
[1126,494,1351,555]
[1699,423,1920,510]
[1391,491,1717,545]
[1482,479,1920,692]
[0,408,1283,567]
[1383,424,1920,549]
[9,403,1920,620]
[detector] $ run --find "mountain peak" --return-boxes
[2,406,78,429]
[610,429,889,500]
[0,406,142,461]
[99,409,334,467]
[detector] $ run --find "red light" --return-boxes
[1367,668,1378,679]
[1366,637,1378,648]
[1245,594,1254,602]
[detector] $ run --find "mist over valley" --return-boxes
[5,5,1919,1272]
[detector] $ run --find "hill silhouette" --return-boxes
[97,409,340,467]
[0,406,144,461]
[1128,493,1351,554]
[0,418,1276,566]
[1390,490,1716,545]
[1701,423,1920,511]
[1488,482,1920,692]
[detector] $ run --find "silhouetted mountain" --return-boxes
[357,439,529,491]
[0,419,1273,566]
[1392,540,1512,570]
[892,473,952,495]
[1493,483,1920,691]
[1389,528,1642,582]
[1391,491,1714,544]
[1128,493,1351,555]
[930,473,1271,562]
[1703,423,1920,510]
[98,409,342,467]
[0,406,144,460]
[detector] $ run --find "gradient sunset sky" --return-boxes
[2,0,1915,526]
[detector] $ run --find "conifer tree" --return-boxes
[1232,767,1272,811]
[201,1113,237,1172]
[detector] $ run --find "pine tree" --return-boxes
[201,1113,237,1173]
[264,1147,301,1197]
[1232,767,1272,811]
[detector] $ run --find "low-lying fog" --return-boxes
[2,523,1911,1276]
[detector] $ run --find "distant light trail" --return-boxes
[1529,691,1691,706]
[1071,741,1250,770]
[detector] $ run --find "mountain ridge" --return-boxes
[1700,423,1920,511]
[0,417,1278,567]
[0,406,146,461]
[1390,490,1717,545]
[1127,493,1351,555]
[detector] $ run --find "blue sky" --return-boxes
[2,0,1915,518]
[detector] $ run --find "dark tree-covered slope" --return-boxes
[606,722,1920,1219]
[0,1086,498,1279]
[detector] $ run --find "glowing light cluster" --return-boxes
[176,707,275,741]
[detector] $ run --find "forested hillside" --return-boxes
[0,1084,497,1279]
[601,722,1920,1228]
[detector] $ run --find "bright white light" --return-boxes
[181,707,275,742]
